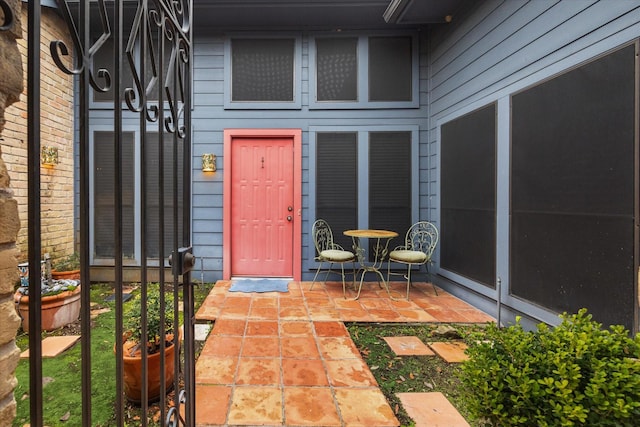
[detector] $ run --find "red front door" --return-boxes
[230,136,294,277]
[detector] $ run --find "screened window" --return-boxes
[144,133,184,259]
[440,104,496,288]
[316,133,358,251]
[369,132,412,249]
[368,36,412,102]
[311,34,417,109]
[316,38,358,102]
[93,131,135,258]
[231,38,295,102]
[314,130,413,258]
[92,131,185,264]
[510,43,636,329]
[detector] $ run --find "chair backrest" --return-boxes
[405,221,439,259]
[312,219,335,254]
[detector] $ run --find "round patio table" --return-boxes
[343,229,398,299]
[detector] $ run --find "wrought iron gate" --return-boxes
[23,0,195,425]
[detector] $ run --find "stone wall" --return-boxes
[0,0,26,424]
[3,4,74,263]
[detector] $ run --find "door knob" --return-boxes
[287,216,292,222]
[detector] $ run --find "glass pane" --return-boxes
[93,132,135,258]
[316,133,358,251]
[316,38,358,102]
[232,38,295,102]
[369,36,412,102]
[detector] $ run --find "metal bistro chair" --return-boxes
[387,221,439,300]
[310,219,355,298]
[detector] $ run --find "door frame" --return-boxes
[223,129,302,280]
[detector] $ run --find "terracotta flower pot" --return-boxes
[14,285,81,332]
[51,269,81,280]
[119,334,179,404]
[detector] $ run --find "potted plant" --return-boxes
[14,279,80,332]
[119,285,179,403]
[51,252,80,280]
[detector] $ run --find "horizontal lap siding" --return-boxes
[191,32,430,282]
[429,0,640,118]
[427,0,640,326]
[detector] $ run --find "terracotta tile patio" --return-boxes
[194,280,494,426]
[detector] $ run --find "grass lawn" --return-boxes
[13,282,213,427]
[347,322,488,427]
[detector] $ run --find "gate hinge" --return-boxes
[169,246,195,276]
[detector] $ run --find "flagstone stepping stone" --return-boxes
[383,336,435,356]
[428,341,468,363]
[90,307,111,319]
[194,323,212,341]
[20,335,80,359]
[397,392,470,427]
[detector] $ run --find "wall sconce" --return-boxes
[202,153,216,172]
[41,146,58,168]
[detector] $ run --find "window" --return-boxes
[316,38,358,102]
[92,36,173,105]
[225,37,301,109]
[93,131,136,258]
[311,128,417,259]
[510,43,636,329]
[440,104,496,288]
[368,37,412,102]
[144,133,184,259]
[92,131,185,264]
[310,34,418,109]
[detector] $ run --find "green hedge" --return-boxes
[459,309,640,426]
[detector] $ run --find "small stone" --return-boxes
[432,325,461,339]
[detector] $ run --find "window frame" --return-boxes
[309,33,419,109]
[224,34,302,109]
[308,125,419,267]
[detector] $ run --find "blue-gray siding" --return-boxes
[191,32,431,283]
[427,0,640,329]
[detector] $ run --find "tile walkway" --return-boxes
[194,280,494,426]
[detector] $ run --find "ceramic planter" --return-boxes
[51,269,81,280]
[14,285,81,332]
[120,334,178,403]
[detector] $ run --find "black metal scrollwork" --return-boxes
[51,0,112,94]
[0,0,14,32]
[125,0,190,133]
[47,1,193,425]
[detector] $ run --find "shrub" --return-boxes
[123,285,175,355]
[459,309,640,426]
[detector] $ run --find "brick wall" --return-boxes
[0,0,26,424]
[3,4,74,263]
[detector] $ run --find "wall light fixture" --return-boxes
[41,146,58,168]
[202,153,216,172]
